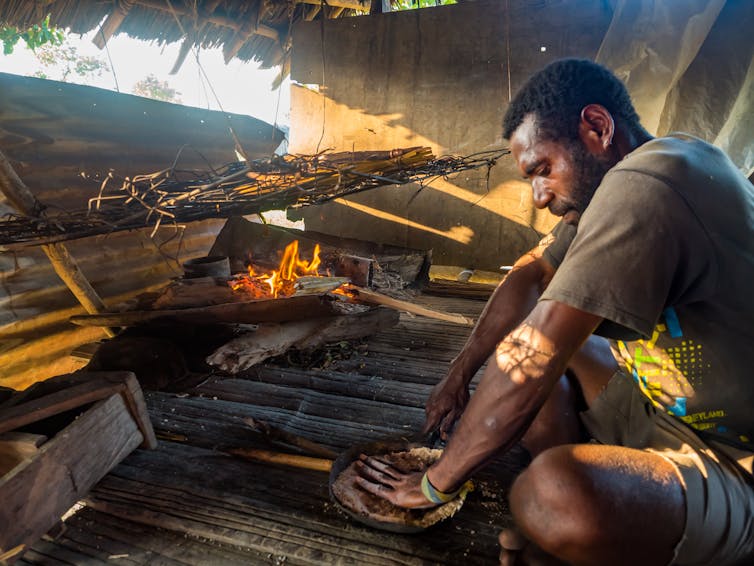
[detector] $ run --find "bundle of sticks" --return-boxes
[0,147,508,247]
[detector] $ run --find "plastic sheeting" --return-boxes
[597,0,754,174]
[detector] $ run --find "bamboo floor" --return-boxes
[20,292,528,566]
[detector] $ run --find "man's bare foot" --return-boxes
[498,527,568,566]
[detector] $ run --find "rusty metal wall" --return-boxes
[0,219,226,389]
[288,1,613,270]
[0,74,283,389]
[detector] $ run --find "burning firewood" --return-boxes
[335,284,475,326]
[69,294,347,327]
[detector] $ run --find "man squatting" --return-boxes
[356,59,754,566]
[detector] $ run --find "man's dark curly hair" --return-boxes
[502,58,642,141]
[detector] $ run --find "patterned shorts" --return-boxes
[580,372,754,566]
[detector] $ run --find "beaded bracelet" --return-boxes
[420,472,463,504]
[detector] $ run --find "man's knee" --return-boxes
[509,443,685,563]
[509,445,600,553]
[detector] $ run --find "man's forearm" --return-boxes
[448,253,550,385]
[430,333,563,489]
[428,301,602,492]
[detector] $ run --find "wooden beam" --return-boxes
[0,150,115,338]
[223,12,260,64]
[304,5,322,20]
[92,2,133,49]
[42,242,108,315]
[200,0,224,18]
[169,35,194,75]
[133,0,279,42]
[329,7,346,18]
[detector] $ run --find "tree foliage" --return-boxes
[33,41,109,83]
[391,0,456,10]
[132,74,182,103]
[0,15,64,54]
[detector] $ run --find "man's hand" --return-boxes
[354,454,440,509]
[423,374,470,440]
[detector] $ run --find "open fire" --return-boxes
[229,240,330,299]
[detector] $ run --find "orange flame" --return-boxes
[230,240,322,299]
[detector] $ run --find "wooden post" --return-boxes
[92,2,133,49]
[0,150,115,337]
[0,155,41,217]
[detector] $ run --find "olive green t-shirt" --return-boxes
[541,134,754,448]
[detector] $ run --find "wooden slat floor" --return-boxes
[21,293,528,566]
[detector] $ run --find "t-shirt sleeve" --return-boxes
[540,168,716,338]
[542,220,576,269]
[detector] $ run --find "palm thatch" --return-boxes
[0,0,370,71]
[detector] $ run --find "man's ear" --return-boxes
[578,104,615,154]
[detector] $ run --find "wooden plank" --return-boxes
[24,507,268,566]
[0,395,143,560]
[83,442,503,565]
[0,372,156,449]
[424,279,497,301]
[69,294,342,327]
[0,381,121,435]
[144,391,420,454]
[345,286,475,326]
[0,433,46,477]
[185,380,424,428]
[200,371,431,409]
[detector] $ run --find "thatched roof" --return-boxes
[0,0,371,71]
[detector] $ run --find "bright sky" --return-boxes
[0,28,290,127]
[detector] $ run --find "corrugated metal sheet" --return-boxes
[0,74,283,389]
[0,219,225,389]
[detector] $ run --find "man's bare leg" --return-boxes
[508,444,685,566]
[500,335,620,565]
[519,373,584,457]
[518,334,616,459]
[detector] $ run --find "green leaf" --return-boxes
[1,14,64,54]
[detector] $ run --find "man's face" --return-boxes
[510,115,614,225]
